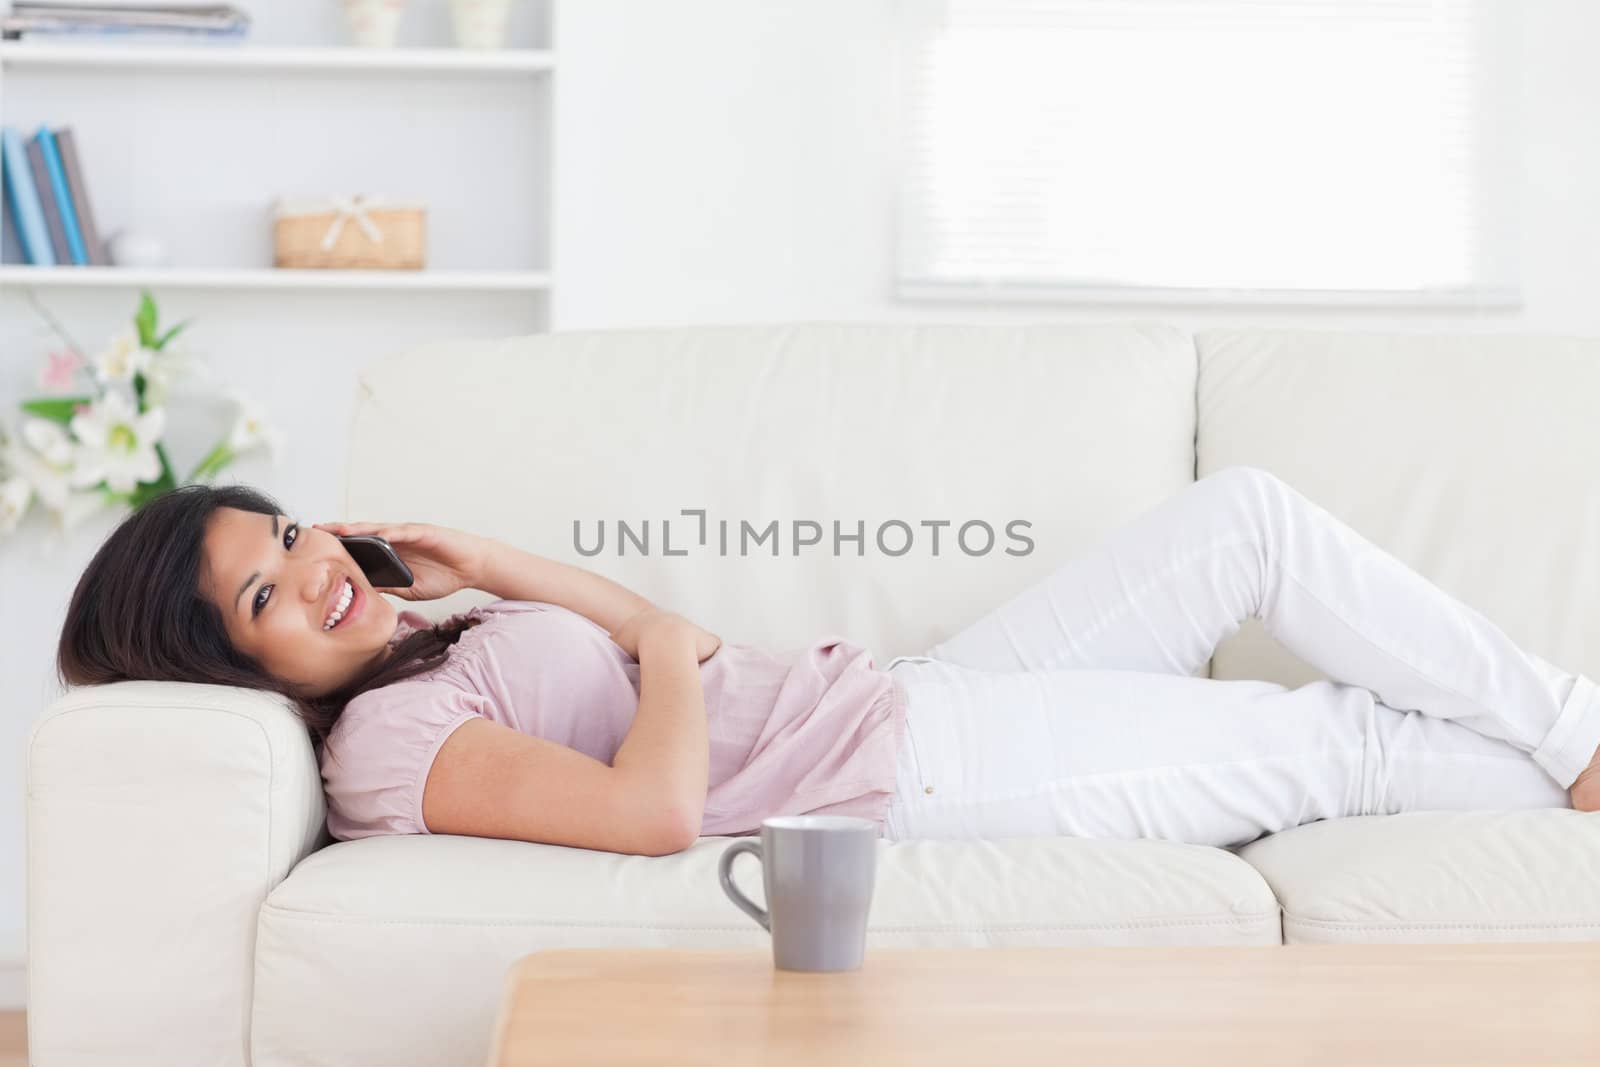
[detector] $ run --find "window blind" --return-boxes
[895,0,1517,302]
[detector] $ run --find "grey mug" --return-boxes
[717,815,879,972]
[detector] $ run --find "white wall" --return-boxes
[5,0,1600,1006]
[554,0,1600,337]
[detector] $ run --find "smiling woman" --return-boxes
[54,483,486,747]
[51,480,909,858]
[200,506,400,698]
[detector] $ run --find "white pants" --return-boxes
[880,466,1600,849]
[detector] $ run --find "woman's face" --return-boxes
[201,507,399,698]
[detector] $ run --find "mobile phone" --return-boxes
[336,534,416,588]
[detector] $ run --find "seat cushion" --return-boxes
[1235,810,1600,944]
[252,833,1279,1067]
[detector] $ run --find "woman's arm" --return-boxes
[478,542,655,636]
[609,616,709,842]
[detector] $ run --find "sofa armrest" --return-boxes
[27,680,329,1067]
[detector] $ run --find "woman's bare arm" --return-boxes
[478,542,654,636]
[609,617,709,839]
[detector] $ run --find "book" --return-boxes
[15,2,240,10]
[2,3,251,37]
[55,128,108,266]
[2,21,250,39]
[36,127,87,265]
[1,210,24,265]
[6,5,249,24]
[11,2,245,17]
[24,135,72,264]
[0,126,55,266]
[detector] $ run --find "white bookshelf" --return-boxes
[0,42,556,75]
[0,4,554,309]
[0,265,552,291]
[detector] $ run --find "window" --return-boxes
[895,0,1518,304]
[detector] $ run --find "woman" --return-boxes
[56,465,1600,857]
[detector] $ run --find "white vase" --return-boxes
[341,0,406,48]
[106,229,168,268]
[449,0,514,49]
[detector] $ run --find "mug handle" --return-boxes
[717,839,770,931]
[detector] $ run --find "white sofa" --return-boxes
[27,321,1600,1066]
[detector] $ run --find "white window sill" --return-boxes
[895,281,1524,310]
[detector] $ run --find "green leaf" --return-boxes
[187,441,233,484]
[20,396,92,425]
[153,439,178,487]
[155,318,192,350]
[135,291,159,349]
[129,460,178,509]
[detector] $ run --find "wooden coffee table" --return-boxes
[486,942,1600,1065]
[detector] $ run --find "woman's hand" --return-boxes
[313,520,494,602]
[608,607,722,665]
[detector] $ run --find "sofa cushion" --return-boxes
[1195,326,1600,698]
[1235,810,1600,944]
[252,832,1278,1066]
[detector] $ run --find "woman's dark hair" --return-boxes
[55,482,480,748]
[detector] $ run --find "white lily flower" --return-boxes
[92,326,156,387]
[143,343,206,407]
[45,487,110,535]
[2,425,110,537]
[2,422,75,512]
[225,390,286,462]
[21,417,75,467]
[0,475,32,537]
[69,391,166,495]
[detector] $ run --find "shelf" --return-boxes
[0,266,552,291]
[0,42,554,75]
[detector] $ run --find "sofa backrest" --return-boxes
[349,320,1600,685]
[345,322,1197,661]
[1197,327,1600,689]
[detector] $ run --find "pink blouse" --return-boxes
[318,599,910,842]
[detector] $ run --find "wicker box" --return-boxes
[272,194,427,270]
